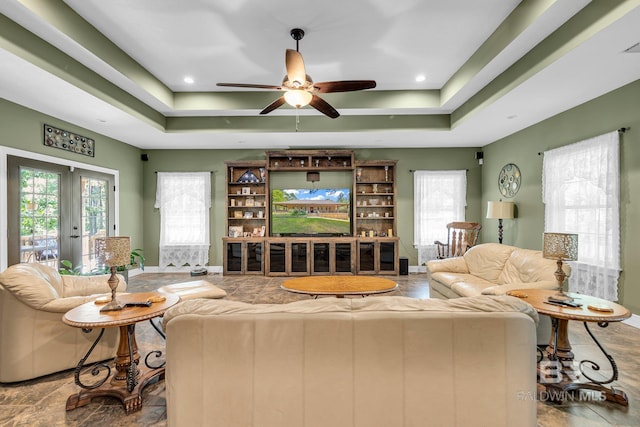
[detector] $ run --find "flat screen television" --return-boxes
[271,188,351,236]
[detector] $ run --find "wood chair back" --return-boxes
[434,221,482,259]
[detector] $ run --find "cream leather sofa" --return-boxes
[163,295,538,427]
[427,242,566,344]
[0,263,126,382]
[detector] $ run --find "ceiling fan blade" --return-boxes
[260,96,287,115]
[285,49,306,87]
[313,80,377,93]
[310,94,339,119]
[217,83,282,90]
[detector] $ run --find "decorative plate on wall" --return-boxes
[498,163,521,198]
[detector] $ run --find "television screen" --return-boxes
[271,188,351,236]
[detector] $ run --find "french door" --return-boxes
[7,156,115,273]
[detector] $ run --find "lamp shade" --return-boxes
[486,201,514,219]
[543,232,578,261]
[95,236,130,267]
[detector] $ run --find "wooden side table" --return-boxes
[63,291,180,414]
[508,289,631,406]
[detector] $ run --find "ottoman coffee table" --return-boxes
[282,275,398,298]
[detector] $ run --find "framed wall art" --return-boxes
[43,124,95,157]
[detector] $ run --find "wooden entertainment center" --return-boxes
[222,150,398,276]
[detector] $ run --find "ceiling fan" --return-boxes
[217,28,376,119]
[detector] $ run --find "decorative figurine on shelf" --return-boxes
[372,184,378,193]
[288,156,293,167]
[315,159,320,167]
[259,168,266,182]
[356,168,363,182]
[300,159,304,167]
[384,165,389,182]
[327,156,332,166]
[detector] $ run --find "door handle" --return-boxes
[70,235,80,239]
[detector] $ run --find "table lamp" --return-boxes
[543,232,578,302]
[486,201,514,244]
[95,236,130,312]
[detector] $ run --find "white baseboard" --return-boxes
[132,266,223,275]
[623,314,640,329]
[410,265,427,273]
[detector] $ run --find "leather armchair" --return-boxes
[0,263,126,382]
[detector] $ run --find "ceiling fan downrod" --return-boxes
[290,28,304,52]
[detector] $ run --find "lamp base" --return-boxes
[99,299,124,312]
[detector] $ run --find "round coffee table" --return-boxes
[282,275,398,298]
[508,288,630,405]
[63,291,180,414]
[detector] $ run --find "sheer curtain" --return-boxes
[414,170,467,265]
[155,172,211,269]
[542,131,620,300]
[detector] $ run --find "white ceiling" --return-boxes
[1,0,639,150]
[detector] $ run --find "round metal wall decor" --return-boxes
[498,163,521,198]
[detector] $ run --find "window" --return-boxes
[543,131,620,300]
[155,172,211,269]
[413,170,467,264]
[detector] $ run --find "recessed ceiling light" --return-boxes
[183,76,195,84]
[415,74,426,82]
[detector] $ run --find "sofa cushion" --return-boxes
[451,281,495,297]
[463,243,515,282]
[163,294,538,327]
[427,272,486,290]
[498,248,559,284]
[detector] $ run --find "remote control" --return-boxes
[125,302,152,307]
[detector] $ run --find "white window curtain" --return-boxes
[155,172,211,269]
[542,131,620,301]
[414,170,467,265]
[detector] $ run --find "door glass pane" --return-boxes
[226,242,242,272]
[247,242,262,272]
[359,241,375,272]
[380,242,395,271]
[313,243,330,273]
[19,168,60,268]
[291,242,307,273]
[269,242,286,273]
[80,177,108,273]
[335,242,352,272]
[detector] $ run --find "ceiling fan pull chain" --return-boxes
[296,113,300,132]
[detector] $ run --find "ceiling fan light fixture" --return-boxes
[284,90,312,108]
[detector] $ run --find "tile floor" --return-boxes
[0,273,638,426]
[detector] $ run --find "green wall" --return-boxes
[141,147,483,268]
[3,77,638,315]
[482,79,640,314]
[0,99,144,251]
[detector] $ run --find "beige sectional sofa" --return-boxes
[427,242,566,344]
[163,295,538,427]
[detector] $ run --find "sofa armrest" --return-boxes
[40,295,108,313]
[426,257,469,274]
[62,274,127,297]
[481,280,558,295]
